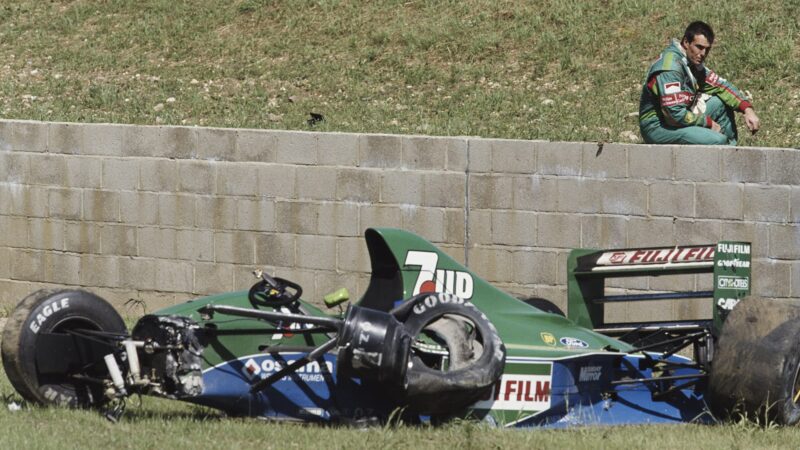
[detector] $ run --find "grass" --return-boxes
[0,0,797,147]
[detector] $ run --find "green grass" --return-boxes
[0,0,797,147]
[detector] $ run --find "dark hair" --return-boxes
[684,21,714,44]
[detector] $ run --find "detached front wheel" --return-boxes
[1,289,127,407]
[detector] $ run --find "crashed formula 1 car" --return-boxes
[2,228,798,426]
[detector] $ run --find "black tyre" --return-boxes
[397,293,506,415]
[1,289,127,407]
[708,297,800,425]
[520,296,566,316]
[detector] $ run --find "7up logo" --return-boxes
[405,251,474,299]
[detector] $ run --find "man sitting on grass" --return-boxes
[639,21,760,145]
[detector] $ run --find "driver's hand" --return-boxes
[744,107,760,134]
[710,119,722,133]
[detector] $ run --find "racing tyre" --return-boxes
[1,289,127,407]
[396,293,506,415]
[708,296,800,425]
[520,296,565,316]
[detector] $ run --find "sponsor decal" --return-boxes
[29,297,70,334]
[405,251,474,299]
[707,72,719,84]
[661,92,694,107]
[717,276,749,290]
[597,245,714,266]
[271,306,315,340]
[717,259,750,269]
[241,356,334,383]
[717,297,741,311]
[559,337,589,349]
[663,82,681,94]
[540,332,556,346]
[473,374,551,411]
[411,292,466,315]
[717,243,750,255]
[578,365,602,382]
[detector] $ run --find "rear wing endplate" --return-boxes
[567,241,751,337]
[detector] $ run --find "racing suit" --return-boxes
[639,39,752,145]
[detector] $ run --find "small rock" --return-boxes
[268,113,283,122]
[153,103,164,112]
[619,131,639,142]
[166,97,176,103]
[541,99,554,106]
[7,402,21,412]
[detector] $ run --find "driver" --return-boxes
[638,21,760,145]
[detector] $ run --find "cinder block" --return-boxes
[446,138,468,172]
[512,175,558,212]
[296,235,337,270]
[491,139,536,174]
[359,205,402,229]
[80,255,120,287]
[336,168,381,202]
[628,144,673,180]
[580,215,627,249]
[99,224,137,257]
[83,189,120,222]
[381,170,423,205]
[512,250,558,284]
[650,272,695,291]
[556,178,603,214]
[601,180,648,216]
[675,147,721,182]
[103,158,139,191]
[537,142,582,176]
[273,268,317,300]
[236,198,275,232]
[274,201,319,234]
[83,123,125,156]
[791,187,800,223]
[695,184,742,220]
[768,224,800,259]
[466,209,492,246]
[0,247,10,279]
[766,149,800,185]
[401,206,445,242]
[139,159,178,192]
[139,227,178,259]
[10,249,44,281]
[158,193,196,227]
[753,259,791,297]
[422,172,465,207]
[120,191,159,225]
[167,126,198,160]
[491,210,537,246]
[315,271,361,301]
[11,121,47,152]
[674,219,721,245]
[255,233,296,267]
[258,164,296,199]
[317,202,359,237]
[295,166,338,200]
[719,221,768,258]
[468,246,514,283]
[236,129,277,163]
[722,148,766,183]
[119,258,157,290]
[744,185,789,222]
[216,162,259,196]
[359,134,402,168]
[195,127,234,161]
[65,157,102,189]
[43,252,81,285]
[402,136,447,170]
[28,219,64,251]
[154,260,194,293]
[214,231,255,264]
[0,152,30,183]
[582,142,627,178]
[48,187,82,220]
[469,174,512,209]
[441,243,467,266]
[627,217,675,247]
[29,154,66,186]
[467,138,493,173]
[194,262,235,295]
[649,182,694,218]
[276,130,318,165]
[47,122,83,155]
[791,262,800,297]
[64,222,101,254]
[537,214,581,249]
[196,196,237,230]
[444,209,466,245]
[124,125,169,158]
[317,132,358,167]
[178,160,215,194]
[7,185,48,217]
[0,216,28,247]
[176,229,214,261]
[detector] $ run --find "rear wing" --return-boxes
[567,242,751,337]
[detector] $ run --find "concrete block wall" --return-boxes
[0,119,797,323]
